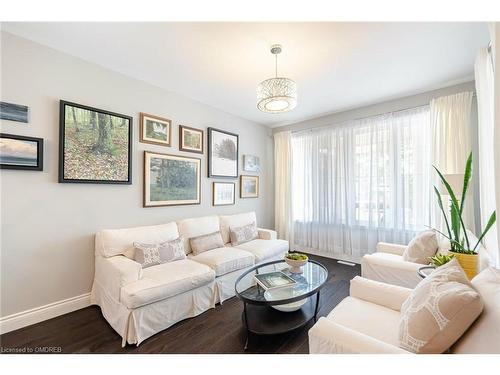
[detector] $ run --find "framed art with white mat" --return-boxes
[212,181,235,206]
[144,151,201,207]
[240,175,259,198]
[207,127,238,178]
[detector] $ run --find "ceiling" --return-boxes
[2,22,489,127]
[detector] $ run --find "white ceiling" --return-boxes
[2,22,489,127]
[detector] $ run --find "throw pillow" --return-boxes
[189,231,224,256]
[398,258,484,353]
[230,222,258,246]
[133,237,186,268]
[402,230,439,264]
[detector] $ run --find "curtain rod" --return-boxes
[291,91,476,135]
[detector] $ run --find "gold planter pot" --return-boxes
[451,251,478,280]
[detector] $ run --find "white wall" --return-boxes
[0,32,274,318]
[272,81,477,134]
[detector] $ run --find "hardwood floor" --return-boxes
[0,255,360,354]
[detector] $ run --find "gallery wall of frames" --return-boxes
[1,99,262,208]
[1,32,274,319]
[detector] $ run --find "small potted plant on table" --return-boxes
[284,252,309,274]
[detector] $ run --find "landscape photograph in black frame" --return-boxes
[207,127,239,178]
[0,101,29,123]
[59,100,132,184]
[0,133,43,171]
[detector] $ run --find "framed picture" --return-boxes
[59,100,132,184]
[208,127,238,178]
[0,133,43,170]
[243,154,261,173]
[144,151,201,207]
[0,102,28,123]
[212,182,235,206]
[179,125,203,154]
[140,112,171,146]
[240,175,259,198]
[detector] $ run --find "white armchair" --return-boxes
[361,242,423,288]
[309,276,412,354]
[362,230,492,289]
[309,268,500,354]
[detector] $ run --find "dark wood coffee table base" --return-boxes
[242,293,320,350]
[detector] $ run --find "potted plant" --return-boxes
[429,253,454,267]
[433,152,496,279]
[284,252,309,274]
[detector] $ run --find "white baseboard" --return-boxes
[294,246,361,264]
[337,260,357,267]
[0,293,91,335]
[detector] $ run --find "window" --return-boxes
[291,106,431,256]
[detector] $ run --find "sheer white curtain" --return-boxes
[274,131,293,242]
[430,92,474,232]
[291,106,431,260]
[475,47,498,266]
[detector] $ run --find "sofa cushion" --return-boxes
[132,242,162,268]
[177,215,220,254]
[229,222,258,246]
[132,237,186,268]
[219,212,257,244]
[402,230,438,265]
[190,231,224,256]
[120,259,215,309]
[326,296,401,347]
[452,267,500,353]
[233,239,288,263]
[398,258,484,353]
[96,222,179,258]
[189,247,255,277]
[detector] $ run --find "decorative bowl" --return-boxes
[264,288,307,312]
[284,253,308,274]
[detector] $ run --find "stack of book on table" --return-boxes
[254,271,297,290]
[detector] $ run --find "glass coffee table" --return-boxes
[235,259,328,350]
[417,265,436,278]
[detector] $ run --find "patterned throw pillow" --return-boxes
[398,258,484,353]
[133,237,186,268]
[189,231,224,256]
[229,222,258,246]
[402,230,439,264]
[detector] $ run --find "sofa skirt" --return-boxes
[91,280,216,346]
[214,266,254,304]
[214,253,290,303]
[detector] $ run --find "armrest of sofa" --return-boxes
[363,252,424,272]
[257,228,277,240]
[361,254,423,289]
[308,317,410,354]
[376,242,407,256]
[94,255,142,302]
[349,276,411,311]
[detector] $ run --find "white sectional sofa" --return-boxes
[90,211,288,346]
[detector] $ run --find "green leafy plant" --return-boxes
[285,252,308,261]
[433,152,496,254]
[429,253,454,267]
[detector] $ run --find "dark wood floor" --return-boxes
[0,255,360,354]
